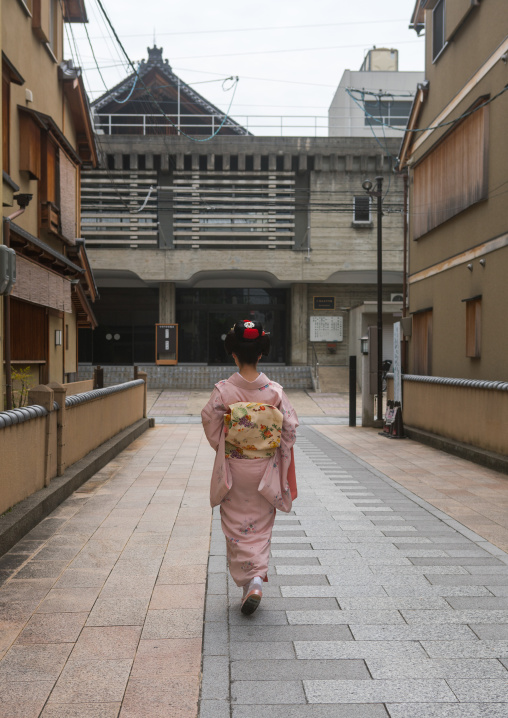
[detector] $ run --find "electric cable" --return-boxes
[93,0,241,142]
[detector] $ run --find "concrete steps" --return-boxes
[78,364,314,391]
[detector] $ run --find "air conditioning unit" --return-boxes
[390,293,404,302]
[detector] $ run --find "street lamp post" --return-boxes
[362,176,384,422]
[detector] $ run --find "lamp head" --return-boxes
[362,179,373,192]
[14,194,33,209]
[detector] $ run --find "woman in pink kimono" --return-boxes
[201,320,298,615]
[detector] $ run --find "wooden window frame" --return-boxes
[412,309,433,375]
[464,296,482,359]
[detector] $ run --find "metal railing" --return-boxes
[93,112,411,138]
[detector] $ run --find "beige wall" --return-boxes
[0,412,57,515]
[400,379,508,457]
[64,379,93,396]
[63,383,145,467]
[0,379,146,514]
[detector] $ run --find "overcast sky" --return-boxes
[70,0,425,135]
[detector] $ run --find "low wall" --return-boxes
[388,375,508,457]
[0,409,57,514]
[0,377,147,515]
[64,383,145,467]
[64,379,94,396]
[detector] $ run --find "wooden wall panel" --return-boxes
[413,106,488,239]
[11,298,47,361]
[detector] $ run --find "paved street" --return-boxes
[2,416,508,716]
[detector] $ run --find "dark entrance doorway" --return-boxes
[176,288,287,365]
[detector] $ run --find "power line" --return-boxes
[85,18,411,40]
[93,0,242,142]
[168,39,423,62]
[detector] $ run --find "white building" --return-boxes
[328,48,424,138]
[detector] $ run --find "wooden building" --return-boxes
[2,0,98,406]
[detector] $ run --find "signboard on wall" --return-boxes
[313,296,335,310]
[156,324,178,365]
[310,316,343,342]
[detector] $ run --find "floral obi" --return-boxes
[224,402,283,460]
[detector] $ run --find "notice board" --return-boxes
[309,316,343,342]
[156,324,178,365]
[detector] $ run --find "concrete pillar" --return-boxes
[192,154,199,170]
[238,154,246,171]
[290,284,308,365]
[130,154,138,170]
[159,282,176,324]
[283,153,292,171]
[207,154,215,170]
[298,155,307,172]
[268,154,276,171]
[253,154,261,171]
[27,384,54,486]
[223,154,230,171]
[48,382,67,477]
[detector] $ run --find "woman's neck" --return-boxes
[238,364,260,382]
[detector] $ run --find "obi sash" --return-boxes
[224,402,283,460]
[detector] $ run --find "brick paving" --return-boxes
[2,415,508,716]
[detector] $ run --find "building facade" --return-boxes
[80,47,406,389]
[2,0,98,407]
[328,48,424,138]
[400,0,508,381]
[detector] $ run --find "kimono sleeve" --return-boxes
[201,387,228,451]
[280,390,299,449]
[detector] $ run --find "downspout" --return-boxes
[3,206,28,410]
[402,172,409,374]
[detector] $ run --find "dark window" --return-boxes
[365,100,413,127]
[184,155,192,171]
[353,196,371,223]
[433,0,446,61]
[138,154,146,170]
[122,154,130,170]
[154,154,162,171]
[107,154,115,170]
[245,155,254,171]
[465,298,481,358]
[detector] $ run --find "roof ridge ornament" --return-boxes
[146,45,171,70]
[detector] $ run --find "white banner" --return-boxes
[393,322,402,405]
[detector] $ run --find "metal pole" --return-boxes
[402,172,408,319]
[177,78,181,134]
[3,219,12,410]
[349,355,357,427]
[376,176,384,422]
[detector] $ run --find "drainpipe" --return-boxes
[402,172,409,374]
[3,195,33,410]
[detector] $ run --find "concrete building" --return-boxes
[80,47,406,390]
[395,0,508,461]
[328,47,424,138]
[2,0,98,408]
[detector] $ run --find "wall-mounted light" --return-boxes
[467,263,473,272]
[55,330,62,346]
[479,259,486,267]
[360,336,369,355]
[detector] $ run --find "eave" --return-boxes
[18,105,82,165]
[2,51,24,85]
[410,0,440,32]
[398,82,429,170]
[9,222,85,278]
[72,283,98,329]
[59,64,99,166]
[62,0,88,23]
[67,238,99,302]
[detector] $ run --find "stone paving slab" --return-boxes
[200,426,508,717]
[0,425,213,717]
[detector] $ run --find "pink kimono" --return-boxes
[201,372,299,586]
